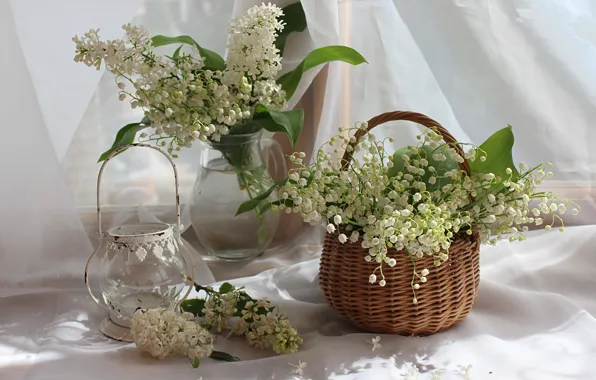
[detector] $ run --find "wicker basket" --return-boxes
[319,111,481,336]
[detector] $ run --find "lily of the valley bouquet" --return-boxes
[241,115,579,301]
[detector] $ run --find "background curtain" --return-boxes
[1,0,595,286]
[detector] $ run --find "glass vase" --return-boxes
[189,131,286,261]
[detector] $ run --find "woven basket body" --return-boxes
[318,110,481,335]
[320,232,480,335]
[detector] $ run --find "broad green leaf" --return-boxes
[218,282,235,294]
[254,104,304,146]
[469,126,519,180]
[228,120,264,135]
[388,145,459,191]
[276,2,307,55]
[236,178,289,215]
[151,35,225,70]
[180,299,206,316]
[277,46,367,100]
[98,121,149,162]
[192,357,200,368]
[209,350,241,362]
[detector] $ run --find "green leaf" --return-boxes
[151,35,225,70]
[388,145,459,191]
[236,178,289,216]
[218,282,235,294]
[228,120,264,135]
[98,121,149,162]
[209,350,241,362]
[276,2,307,55]
[172,44,183,61]
[469,125,519,180]
[277,45,367,100]
[192,357,200,368]
[254,104,304,146]
[180,299,206,317]
[259,198,295,215]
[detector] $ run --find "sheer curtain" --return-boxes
[2,0,595,287]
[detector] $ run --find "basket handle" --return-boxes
[96,143,181,235]
[340,111,471,176]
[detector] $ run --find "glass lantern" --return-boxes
[85,143,194,342]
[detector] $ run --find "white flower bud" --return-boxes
[421,269,429,276]
[326,224,336,234]
[482,215,496,224]
[387,258,396,267]
[369,274,377,284]
[338,234,348,244]
[379,279,386,287]
[334,215,343,225]
[413,284,420,290]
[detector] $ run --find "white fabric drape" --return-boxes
[2,0,596,379]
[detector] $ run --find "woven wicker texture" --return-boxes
[319,111,481,335]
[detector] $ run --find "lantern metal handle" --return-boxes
[96,143,181,234]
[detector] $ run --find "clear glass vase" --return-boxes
[189,131,286,261]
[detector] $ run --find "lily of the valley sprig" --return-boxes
[130,281,300,368]
[181,281,302,355]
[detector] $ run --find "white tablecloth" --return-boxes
[2,226,596,380]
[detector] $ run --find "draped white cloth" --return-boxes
[2,0,596,379]
[3,227,596,379]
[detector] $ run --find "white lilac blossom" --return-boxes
[274,122,579,301]
[458,364,473,380]
[368,336,382,351]
[73,4,286,153]
[289,360,307,375]
[130,307,213,366]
